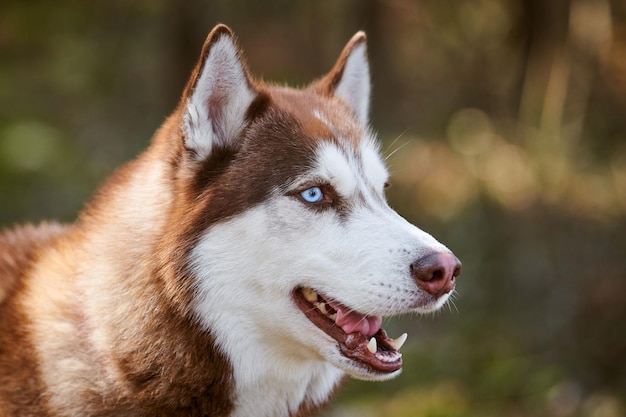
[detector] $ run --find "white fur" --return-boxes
[190,138,451,415]
[191,208,344,417]
[310,111,386,197]
[360,138,389,192]
[314,143,358,198]
[335,43,370,127]
[184,36,256,159]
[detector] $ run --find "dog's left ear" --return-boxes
[181,24,257,159]
[317,32,371,127]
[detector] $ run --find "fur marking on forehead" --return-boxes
[314,142,358,198]
[311,107,362,145]
[310,108,389,190]
[265,88,361,149]
[360,138,389,190]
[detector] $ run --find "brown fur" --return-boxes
[0,24,367,416]
[0,224,67,416]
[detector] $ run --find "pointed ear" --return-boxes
[182,24,257,159]
[317,32,371,127]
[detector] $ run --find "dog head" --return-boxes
[165,25,461,383]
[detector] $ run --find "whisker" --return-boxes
[385,139,412,162]
[383,128,411,156]
[445,291,460,315]
[448,298,459,315]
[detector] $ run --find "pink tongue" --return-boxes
[334,307,382,337]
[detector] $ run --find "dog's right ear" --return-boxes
[181,24,257,160]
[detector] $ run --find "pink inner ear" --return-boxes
[207,94,226,140]
[184,34,256,158]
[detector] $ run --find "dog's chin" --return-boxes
[292,287,409,380]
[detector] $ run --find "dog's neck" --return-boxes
[229,357,343,417]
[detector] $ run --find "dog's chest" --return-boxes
[229,357,344,417]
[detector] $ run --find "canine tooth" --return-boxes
[367,337,377,354]
[317,303,328,315]
[328,313,337,321]
[302,288,318,303]
[388,333,408,351]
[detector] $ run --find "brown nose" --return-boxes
[410,252,462,298]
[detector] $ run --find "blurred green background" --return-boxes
[1,0,625,416]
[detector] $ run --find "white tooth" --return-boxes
[318,303,328,314]
[367,337,377,354]
[302,288,318,302]
[328,313,337,321]
[388,333,408,351]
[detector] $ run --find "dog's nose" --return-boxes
[410,252,462,298]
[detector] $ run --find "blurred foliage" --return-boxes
[1,0,625,416]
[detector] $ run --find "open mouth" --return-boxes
[292,287,407,374]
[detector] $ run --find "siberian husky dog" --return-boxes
[0,24,461,417]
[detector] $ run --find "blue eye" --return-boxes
[300,186,324,203]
